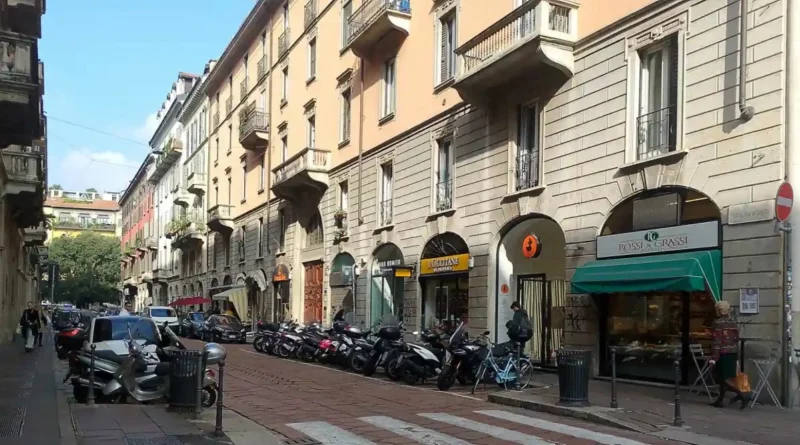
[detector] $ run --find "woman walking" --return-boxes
[709,301,750,409]
[19,302,41,352]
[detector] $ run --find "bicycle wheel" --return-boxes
[518,359,534,389]
[471,361,487,395]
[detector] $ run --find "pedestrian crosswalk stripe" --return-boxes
[477,410,649,445]
[418,413,553,445]
[360,415,473,445]
[287,421,377,445]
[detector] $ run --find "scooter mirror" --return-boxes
[482,330,490,336]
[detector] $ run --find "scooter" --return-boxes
[396,329,446,385]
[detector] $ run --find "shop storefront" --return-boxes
[369,243,410,325]
[330,253,356,317]
[495,217,567,365]
[272,264,290,322]
[419,233,470,331]
[571,189,722,384]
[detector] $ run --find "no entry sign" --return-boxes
[776,182,793,222]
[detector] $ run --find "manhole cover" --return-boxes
[0,405,26,437]
[124,437,185,445]
[283,439,322,445]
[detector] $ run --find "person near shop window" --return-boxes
[505,301,532,351]
[708,301,749,409]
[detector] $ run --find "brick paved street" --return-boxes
[188,340,680,445]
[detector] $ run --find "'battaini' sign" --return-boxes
[596,221,719,259]
[420,254,470,275]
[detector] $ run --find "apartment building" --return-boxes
[147,73,199,306]
[119,157,155,312]
[0,0,46,343]
[44,188,121,241]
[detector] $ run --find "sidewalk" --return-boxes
[489,372,800,445]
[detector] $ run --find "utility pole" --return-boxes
[787,0,800,406]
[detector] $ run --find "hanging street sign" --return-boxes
[776,182,793,222]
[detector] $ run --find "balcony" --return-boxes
[169,213,205,250]
[1,147,44,226]
[140,271,153,283]
[272,147,330,201]
[152,268,165,282]
[515,151,540,191]
[435,179,453,212]
[53,218,116,232]
[0,31,40,148]
[257,56,268,80]
[278,28,290,59]
[123,277,137,288]
[238,105,269,150]
[187,171,207,195]
[240,78,249,101]
[135,238,148,253]
[225,96,233,115]
[148,137,183,184]
[212,111,220,128]
[1,0,44,38]
[345,0,411,58]
[38,60,43,95]
[173,186,193,207]
[304,0,317,29]
[452,0,578,105]
[23,223,47,246]
[207,204,234,234]
[146,235,158,251]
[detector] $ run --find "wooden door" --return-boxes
[303,262,323,323]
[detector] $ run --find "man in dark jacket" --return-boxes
[505,301,531,347]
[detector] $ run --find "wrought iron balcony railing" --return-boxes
[379,198,393,226]
[435,179,453,212]
[257,56,268,79]
[225,97,233,115]
[240,78,249,101]
[346,0,410,45]
[636,105,677,160]
[516,151,540,191]
[239,109,269,141]
[278,29,291,58]
[304,0,317,28]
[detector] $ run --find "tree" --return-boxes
[50,184,63,190]
[85,188,97,193]
[46,232,121,308]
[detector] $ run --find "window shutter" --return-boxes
[668,35,679,150]
[440,19,448,83]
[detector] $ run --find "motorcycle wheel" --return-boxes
[386,351,403,381]
[300,348,316,363]
[401,361,420,385]
[253,337,263,352]
[348,351,367,373]
[363,355,378,376]
[202,385,218,408]
[437,364,456,391]
[277,343,291,359]
[73,385,88,404]
[457,374,468,385]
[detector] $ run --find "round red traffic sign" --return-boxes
[776,182,794,222]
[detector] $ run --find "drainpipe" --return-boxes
[357,58,365,226]
[738,0,755,121]
[787,0,800,407]
[266,16,275,320]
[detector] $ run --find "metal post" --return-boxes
[673,359,682,427]
[214,359,224,437]
[515,343,522,391]
[610,347,618,408]
[194,352,205,420]
[88,343,96,406]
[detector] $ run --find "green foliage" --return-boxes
[85,188,97,193]
[46,232,121,308]
[50,184,63,190]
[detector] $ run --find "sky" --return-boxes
[41,1,256,194]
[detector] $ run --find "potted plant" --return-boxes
[333,229,348,244]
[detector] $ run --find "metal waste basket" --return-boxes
[169,349,203,408]
[556,349,591,407]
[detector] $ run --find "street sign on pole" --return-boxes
[776,182,794,222]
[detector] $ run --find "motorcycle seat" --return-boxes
[154,362,171,376]
[92,349,129,365]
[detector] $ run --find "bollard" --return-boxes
[673,359,682,427]
[610,347,618,408]
[214,359,225,437]
[194,352,205,420]
[515,343,522,391]
[88,343,96,406]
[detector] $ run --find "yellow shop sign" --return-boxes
[420,254,470,275]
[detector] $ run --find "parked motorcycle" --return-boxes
[395,328,446,385]
[362,315,405,377]
[437,323,486,390]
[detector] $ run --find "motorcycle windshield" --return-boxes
[381,314,400,327]
[344,311,356,326]
[448,322,466,345]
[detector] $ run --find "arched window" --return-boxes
[305,211,323,247]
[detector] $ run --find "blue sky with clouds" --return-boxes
[41,1,255,193]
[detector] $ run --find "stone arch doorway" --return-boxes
[419,232,470,331]
[495,215,567,366]
[369,243,407,325]
[330,253,356,320]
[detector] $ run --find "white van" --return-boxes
[143,306,179,332]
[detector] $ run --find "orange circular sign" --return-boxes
[500,284,509,294]
[522,234,541,259]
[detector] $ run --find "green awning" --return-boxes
[571,250,722,301]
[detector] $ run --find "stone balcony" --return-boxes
[187,171,206,195]
[173,186,193,207]
[146,235,158,251]
[148,137,183,184]
[452,0,578,105]
[170,215,204,250]
[140,271,153,283]
[23,223,47,246]
[0,31,41,147]
[2,0,45,38]
[207,204,234,234]
[272,147,330,201]
[1,146,44,226]
[238,107,269,151]
[345,0,410,59]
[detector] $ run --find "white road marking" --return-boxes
[418,413,554,445]
[287,421,377,445]
[360,415,474,445]
[478,410,649,445]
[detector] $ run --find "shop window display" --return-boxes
[421,275,469,331]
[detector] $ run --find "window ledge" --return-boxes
[240,199,246,204]
[618,149,687,173]
[373,223,395,234]
[280,99,288,109]
[338,139,350,149]
[238,261,246,266]
[427,207,456,220]
[378,113,395,126]
[334,235,350,244]
[214,160,219,167]
[433,77,455,94]
[226,150,232,156]
[258,188,265,195]
[275,250,287,257]
[223,265,231,270]
[210,269,217,273]
[255,256,265,262]
[306,75,316,86]
[503,185,546,202]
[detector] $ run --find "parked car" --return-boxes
[142,306,180,332]
[180,312,205,338]
[52,308,80,331]
[200,315,247,343]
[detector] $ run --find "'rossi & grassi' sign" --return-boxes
[420,254,470,275]
[596,221,719,259]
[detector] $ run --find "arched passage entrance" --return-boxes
[419,232,470,330]
[495,216,567,365]
[369,243,408,324]
[330,253,356,317]
[571,187,722,384]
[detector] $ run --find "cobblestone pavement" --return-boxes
[188,340,680,445]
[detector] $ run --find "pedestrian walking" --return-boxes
[708,301,750,409]
[505,301,532,349]
[19,302,41,352]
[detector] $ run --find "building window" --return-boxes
[340,88,351,144]
[281,67,289,103]
[379,163,393,226]
[78,213,91,226]
[307,38,317,80]
[281,135,288,163]
[305,212,323,247]
[278,208,286,251]
[341,0,352,48]
[381,58,396,119]
[283,2,289,29]
[215,137,219,162]
[238,227,246,262]
[516,102,540,191]
[214,185,219,206]
[438,12,457,84]
[258,217,264,257]
[307,115,316,148]
[212,234,218,268]
[228,124,232,154]
[241,158,247,202]
[259,155,265,191]
[227,177,232,205]
[636,36,678,160]
[224,235,231,266]
[339,181,348,212]
[435,137,453,211]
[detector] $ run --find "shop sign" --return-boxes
[420,254,470,275]
[522,235,541,259]
[739,288,759,314]
[373,258,402,275]
[596,221,719,259]
[728,201,774,225]
[272,264,290,282]
[632,193,680,231]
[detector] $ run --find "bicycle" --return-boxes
[471,339,534,394]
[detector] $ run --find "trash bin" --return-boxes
[556,349,591,407]
[169,349,204,408]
